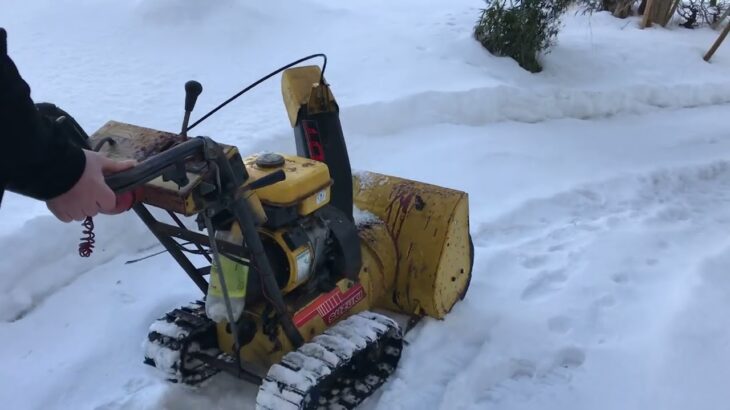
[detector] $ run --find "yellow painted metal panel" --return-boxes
[353,171,471,319]
[243,154,331,214]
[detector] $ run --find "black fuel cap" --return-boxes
[256,153,285,168]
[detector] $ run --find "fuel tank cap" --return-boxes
[256,153,285,168]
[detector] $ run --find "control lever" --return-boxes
[245,170,286,191]
[181,80,203,138]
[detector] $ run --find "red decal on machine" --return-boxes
[302,120,325,161]
[293,284,366,327]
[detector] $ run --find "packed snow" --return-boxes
[3,0,730,409]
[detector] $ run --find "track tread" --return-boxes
[256,311,403,410]
[143,300,223,385]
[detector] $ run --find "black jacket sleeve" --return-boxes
[0,27,86,204]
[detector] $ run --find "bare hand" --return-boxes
[46,150,136,222]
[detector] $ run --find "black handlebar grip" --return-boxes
[184,81,203,112]
[105,166,154,194]
[104,138,206,193]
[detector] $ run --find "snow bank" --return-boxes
[343,82,730,135]
[0,211,167,322]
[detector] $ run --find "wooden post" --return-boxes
[661,0,681,26]
[650,0,673,25]
[613,0,633,18]
[641,0,655,28]
[704,22,730,61]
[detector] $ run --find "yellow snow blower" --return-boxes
[89,55,473,409]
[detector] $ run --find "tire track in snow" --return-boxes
[342,82,730,136]
[474,159,730,252]
[372,160,730,410]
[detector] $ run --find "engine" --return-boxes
[212,152,361,308]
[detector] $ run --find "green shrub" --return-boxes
[474,0,572,72]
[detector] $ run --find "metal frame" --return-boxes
[102,134,307,381]
[127,138,302,328]
[133,203,211,294]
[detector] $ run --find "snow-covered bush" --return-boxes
[677,0,727,27]
[474,0,572,73]
[578,0,729,26]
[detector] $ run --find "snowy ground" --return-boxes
[3,0,730,409]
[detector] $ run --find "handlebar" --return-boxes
[103,136,287,196]
[104,138,205,193]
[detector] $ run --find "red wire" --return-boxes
[79,217,95,257]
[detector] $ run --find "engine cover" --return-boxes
[244,153,332,217]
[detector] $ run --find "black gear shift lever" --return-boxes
[181,80,203,138]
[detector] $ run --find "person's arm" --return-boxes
[0,29,87,200]
[0,28,135,222]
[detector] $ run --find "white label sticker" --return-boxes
[316,190,327,204]
[296,249,312,283]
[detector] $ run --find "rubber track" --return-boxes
[256,311,403,410]
[142,300,223,385]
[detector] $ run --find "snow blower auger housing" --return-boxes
[90,60,473,409]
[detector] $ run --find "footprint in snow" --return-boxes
[532,347,587,387]
[548,242,568,252]
[520,254,549,269]
[611,272,631,284]
[472,348,587,406]
[555,347,586,369]
[547,315,573,334]
[509,358,537,380]
[521,269,568,301]
[593,294,616,309]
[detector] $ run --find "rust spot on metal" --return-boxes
[391,290,401,307]
[91,122,186,162]
[385,183,416,241]
[88,121,239,215]
[414,195,425,210]
[405,261,416,306]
